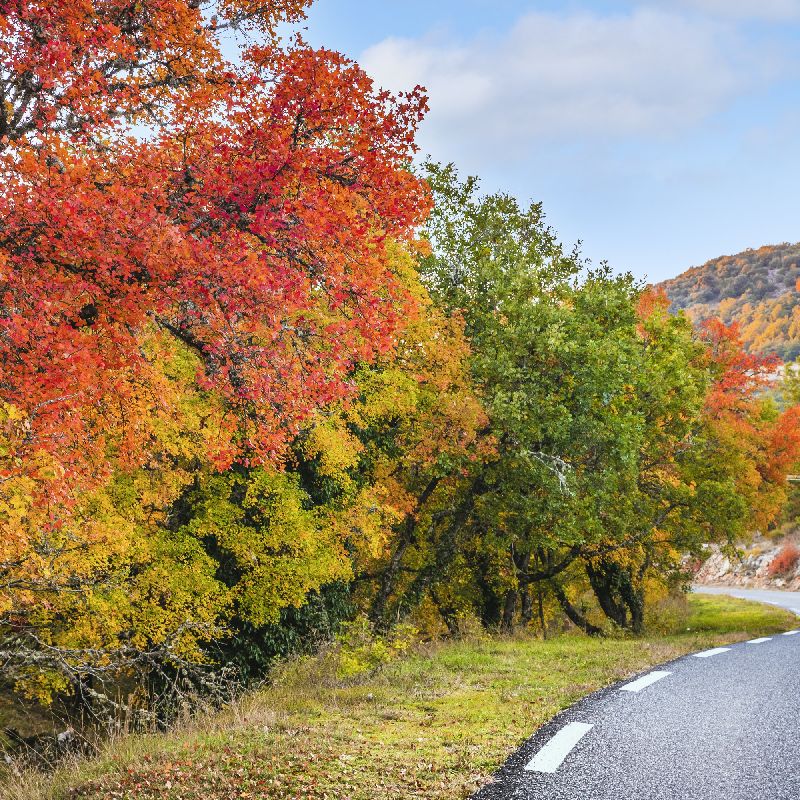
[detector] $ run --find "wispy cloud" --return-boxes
[663,0,800,20]
[362,8,778,162]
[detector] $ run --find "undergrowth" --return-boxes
[3,593,795,800]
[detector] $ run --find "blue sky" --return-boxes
[287,0,800,283]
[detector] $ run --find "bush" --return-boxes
[208,583,354,687]
[767,543,800,577]
[328,617,419,682]
[644,593,691,635]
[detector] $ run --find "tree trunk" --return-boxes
[586,562,629,629]
[520,588,534,625]
[400,486,477,615]
[550,581,602,636]
[629,594,645,634]
[586,560,647,633]
[477,550,503,628]
[370,476,441,625]
[501,589,518,631]
[536,585,546,636]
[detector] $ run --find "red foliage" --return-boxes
[0,0,309,143]
[767,543,800,577]
[696,319,800,528]
[636,286,671,321]
[0,2,431,495]
[764,406,800,483]
[698,318,780,419]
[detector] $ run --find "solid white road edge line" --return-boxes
[747,637,772,644]
[524,722,594,774]
[693,647,731,658]
[783,630,800,636]
[619,671,672,693]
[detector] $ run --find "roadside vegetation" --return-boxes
[5,594,795,800]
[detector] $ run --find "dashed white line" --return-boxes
[620,671,672,693]
[693,647,731,659]
[783,630,799,636]
[524,722,594,773]
[747,637,772,644]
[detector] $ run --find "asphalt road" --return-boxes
[475,605,800,799]
[693,584,800,614]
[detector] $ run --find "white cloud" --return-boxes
[665,0,800,20]
[361,9,772,161]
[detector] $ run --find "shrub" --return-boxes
[328,617,419,682]
[767,543,800,577]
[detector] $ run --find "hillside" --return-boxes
[696,533,800,592]
[661,243,800,360]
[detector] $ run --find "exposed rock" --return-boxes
[695,534,800,590]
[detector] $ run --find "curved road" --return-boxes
[475,589,800,800]
[693,584,800,614]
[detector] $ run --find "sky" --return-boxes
[285,0,800,283]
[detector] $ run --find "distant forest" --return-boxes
[661,243,800,361]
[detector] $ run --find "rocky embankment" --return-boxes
[695,535,800,591]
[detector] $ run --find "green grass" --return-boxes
[4,593,795,800]
[679,593,791,634]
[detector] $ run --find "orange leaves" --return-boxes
[636,286,671,327]
[699,318,779,418]
[0,1,315,147]
[0,0,441,710]
[661,243,800,361]
[767,542,800,577]
[0,13,430,498]
[765,405,800,481]
[693,318,800,530]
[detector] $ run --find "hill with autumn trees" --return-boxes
[2,0,800,784]
[661,243,800,360]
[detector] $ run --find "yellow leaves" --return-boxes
[29,450,66,482]
[327,617,419,681]
[332,485,406,565]
[15,670,72,708]
[182,469,352,629]
[300,418,362,482]
[0,239,488,704]
[125,532,228,656]
[0,474,37,547]
[0,401,30,463]
[350,368,420,427]
[114,326,235,471]
[0,400,26,423]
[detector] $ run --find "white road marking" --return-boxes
[524,722,594,773]
[747,637,772,644]
[783,630,799,636]
[620,671,672,693]
[693,647,731,658]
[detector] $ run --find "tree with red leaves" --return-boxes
[699,319,800,529]
[0,1,430,494]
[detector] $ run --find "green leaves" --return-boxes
[415,164,798,633]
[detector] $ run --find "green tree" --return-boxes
[419,164,647,629]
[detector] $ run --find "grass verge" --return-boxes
[4,593,795,800]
